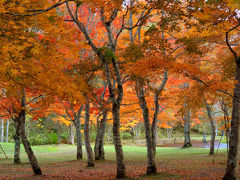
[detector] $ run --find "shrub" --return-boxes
[121,132,132,140]
[48,133,58,144]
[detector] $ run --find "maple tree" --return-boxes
[93,82,110,160]
[183,1,240,179]
[1,0,240,179]
[0,0,87,175]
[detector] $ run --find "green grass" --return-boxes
[0,142,59,154]
[0,142,227,163]
[0,142,228,179]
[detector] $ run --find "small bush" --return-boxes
[28,133,49,146]
[121,132,132,140]
[48,133,58,144]
[60,131,69,144]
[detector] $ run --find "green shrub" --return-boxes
[89,131,97,142]
[121,132,132,140]
[28,133,49,146]
[60,131,69,144]
[48,133,58,144]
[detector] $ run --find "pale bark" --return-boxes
[204,99,215,155]
[84,102,94,167]
[182,109,192,148]
[104,60,126,178]
[94,82,108,160]
[69,124,75,145]
[219,99,230,154]
[65,104,83,159]
[107,126,111,142]
[104,61,126,178]
[137,86,157,174]
[94,111,107,160]
[5,119,9,143]
[151,70,168,154]
[1,119,4,142]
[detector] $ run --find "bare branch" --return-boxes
[65,0,99,54]
[26,95,43,105]
[3,0,73,17]
[182,72,234,98]
[226,21,240,62]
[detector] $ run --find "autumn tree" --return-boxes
[93,81,110,160]
[0,0,86,175]
[182,1,240,178]
[62,1,152,177]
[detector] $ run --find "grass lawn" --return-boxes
[0,142,229,179]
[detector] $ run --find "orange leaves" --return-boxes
[126,55,172,80]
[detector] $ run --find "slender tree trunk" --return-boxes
[182,109,192,148]
[74,118,83,159]
[1,119,3,142]
[112,102,126,178]
[226,129,229,155]
[223,63,240,180]
[104,60,126,178]
[138,86,157,174]
[151,93,159,155]
[18,89,42,175]
[5,119,9,143]
[69,124,75,145]
[94,111,107,160]
[84,102,94,167]
[107,126,111,142]
[13,119,21,164]
[204,99,215,155]
[220,99,230,155]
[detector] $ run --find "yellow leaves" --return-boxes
[53,116,72,126]
[159,123,172,129]
[194,7,213,21]
[16,6,25,13]
[227,0,240,9]
[126,55,171,79]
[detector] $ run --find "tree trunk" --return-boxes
[151,69,167,154]
[74,117,83,159]
[223,63,240,180]
[14,119,21,164]
[151,94,158,155]
[138,87,157,175]
[5,119,9,143]
[151,91,160,155]
[204,99,215,155]
[112,103,126,178]
[1,119,3,142]
[84,102,94,167]
[220,99,230,155]
[182,110,192,148]
[94,111,107,160]
[69,124,75,145]
[18,89,42,175]
[104,60,126,178]
[107,126,111,142]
